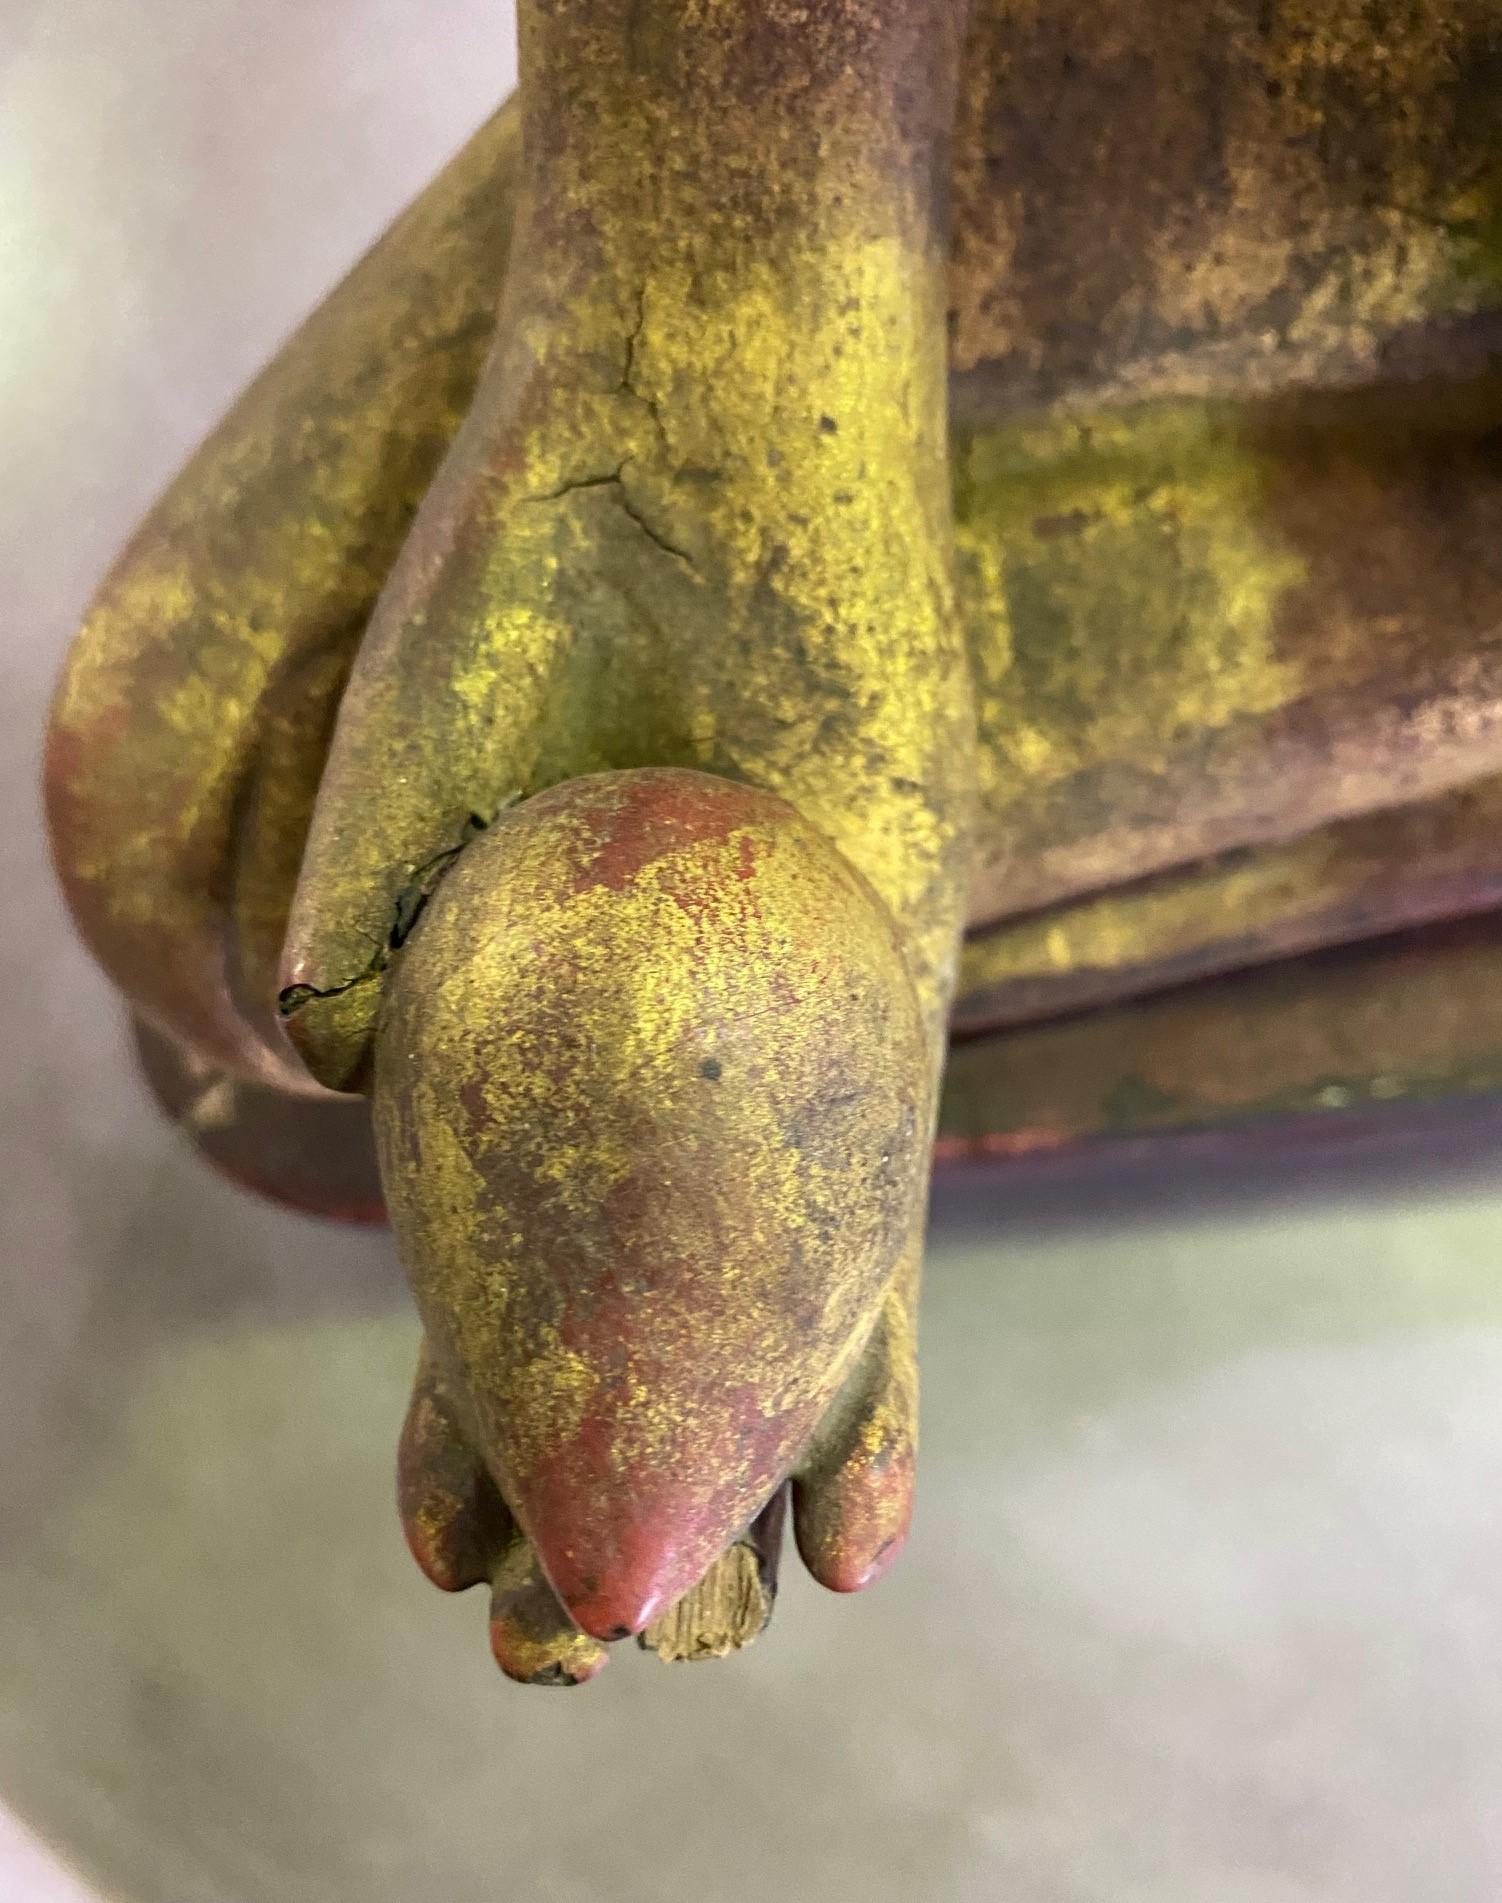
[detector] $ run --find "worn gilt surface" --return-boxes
[44,1,1502,1677]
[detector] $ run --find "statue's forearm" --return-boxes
[514,0,967,241]
[512,0,979,1025]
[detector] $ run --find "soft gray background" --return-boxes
[5,6,1502,1899]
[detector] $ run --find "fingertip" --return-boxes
[396,1357,505,1592]
[489,1558,610,1687]
[488,1614,609,1687]
[794,1443,915,1594]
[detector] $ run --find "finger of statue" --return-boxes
[488,1537,609,1688]
[400,1345,609,1685]
[396,1343,510,1594]
[793,1250,920,1595]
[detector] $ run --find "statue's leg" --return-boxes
[45,106,519,1088]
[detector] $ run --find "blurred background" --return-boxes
[5,5,1502,1898]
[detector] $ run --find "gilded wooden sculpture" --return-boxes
[44,3,1502,1679]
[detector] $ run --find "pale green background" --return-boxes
[4,6,1502,1899]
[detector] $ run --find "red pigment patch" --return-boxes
[556,770,778,894]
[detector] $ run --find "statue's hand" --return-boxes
[400,1267,919,1684]
[377,770,932,1677]
[398,1347,608,1686]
